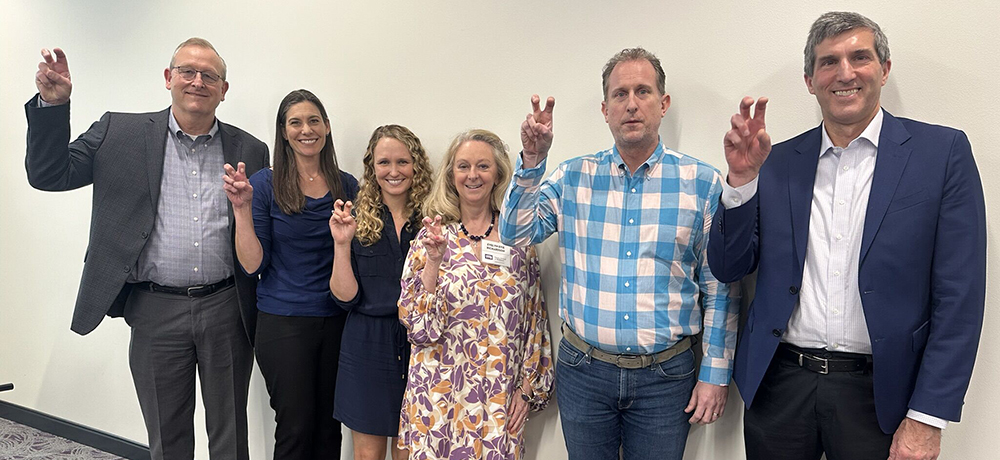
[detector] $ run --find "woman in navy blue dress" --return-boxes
[224,89,357,460]
[328,125,433,460]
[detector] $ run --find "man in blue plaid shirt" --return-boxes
[499,48,738,460]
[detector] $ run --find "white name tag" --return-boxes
[481,240,512,268]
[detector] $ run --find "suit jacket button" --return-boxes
[772,329,782,337]
[141,231,149,239]
[789,286,799,295]
[123,265,131,273]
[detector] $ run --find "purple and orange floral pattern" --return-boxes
[397,223,553,460]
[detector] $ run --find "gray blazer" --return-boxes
[24,94,270,344]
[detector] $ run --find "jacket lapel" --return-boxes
[145,108,170,209]
[219,122,243,226]
[220,122,243,169]
[860,112,912,264]
[788,127,822,271]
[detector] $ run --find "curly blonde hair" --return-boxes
[354,125,433,246]
[423,129,512,225]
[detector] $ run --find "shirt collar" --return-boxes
[168,110,219,141]
[610,141,665,176]
[819,108,883,156]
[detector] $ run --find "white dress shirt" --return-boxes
[721,109,946,429]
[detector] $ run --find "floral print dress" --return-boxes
[397,223,554,460]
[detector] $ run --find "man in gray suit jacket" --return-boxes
[26,38,269,460]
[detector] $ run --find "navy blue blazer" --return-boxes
[708,111,986,433]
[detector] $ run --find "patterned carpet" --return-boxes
[0,417,125,460]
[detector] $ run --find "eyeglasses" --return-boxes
[171,66,223,85]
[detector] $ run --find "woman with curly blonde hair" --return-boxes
[329,124,432,460]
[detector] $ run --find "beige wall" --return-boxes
[1,1,996,458]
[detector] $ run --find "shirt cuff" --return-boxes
[37,96,64,108]
[514,152,547,178]
[720,175,758,209]
[906,410,948,430]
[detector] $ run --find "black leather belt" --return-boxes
[133,277,235,298]
[562,323,692,370]
[778,344,870,374]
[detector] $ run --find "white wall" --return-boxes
[1,1,997,459]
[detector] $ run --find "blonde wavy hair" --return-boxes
[423,129,512,225]
[354,125,433,246]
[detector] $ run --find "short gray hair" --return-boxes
[601,47,666,100]
[169,37,228,80]
[804,12,889,77]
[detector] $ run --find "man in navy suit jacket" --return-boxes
[708,12,986,460]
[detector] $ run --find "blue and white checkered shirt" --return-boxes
[500,143,738,384]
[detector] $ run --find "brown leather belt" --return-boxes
[777,343,871,375]
[133,277,235,298]
[561,323,692,369]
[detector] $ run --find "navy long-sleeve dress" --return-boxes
[333,208,416,436]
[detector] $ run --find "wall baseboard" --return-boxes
[0,399,150,460]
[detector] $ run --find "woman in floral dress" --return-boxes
[397,129,554,460]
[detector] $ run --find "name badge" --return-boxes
[481,240,512,268]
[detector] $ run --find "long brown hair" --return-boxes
[354,125,433,246]
[272,89,346,214]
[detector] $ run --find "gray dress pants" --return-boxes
[125,285,253,460]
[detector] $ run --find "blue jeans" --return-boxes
[556,337,696,460]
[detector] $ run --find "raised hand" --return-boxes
[328,199,357,244]
[420,215,447,265]
[520,94,555,168]
[724,97,771,187]
[222,162,253,211]
[35,48,72,105]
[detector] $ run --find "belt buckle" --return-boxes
[186,284,207,297]
[798,352,829,375]
[615,354,641,369]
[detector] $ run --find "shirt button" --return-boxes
[631,188,636,193]
[835,234,843,240]
[193,217,199,222]
[834,270,841,277]
[193,267,199,272]
[624,314,630,320]
[626,251,632,257]
[628,218,634,224]
[190,148,196,153]
[839,199,845,205]
[626,347,632,352]
[833,309,841,315]
[193,193,198,198]
[624,281,630,287]
[843,165,849,171]
[194,242,200,247]
[192,170,197,175]
[831,343,839,348]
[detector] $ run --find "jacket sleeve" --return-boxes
[707,190,761,284]
[908,130,986,422]
[25,95,105,191]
